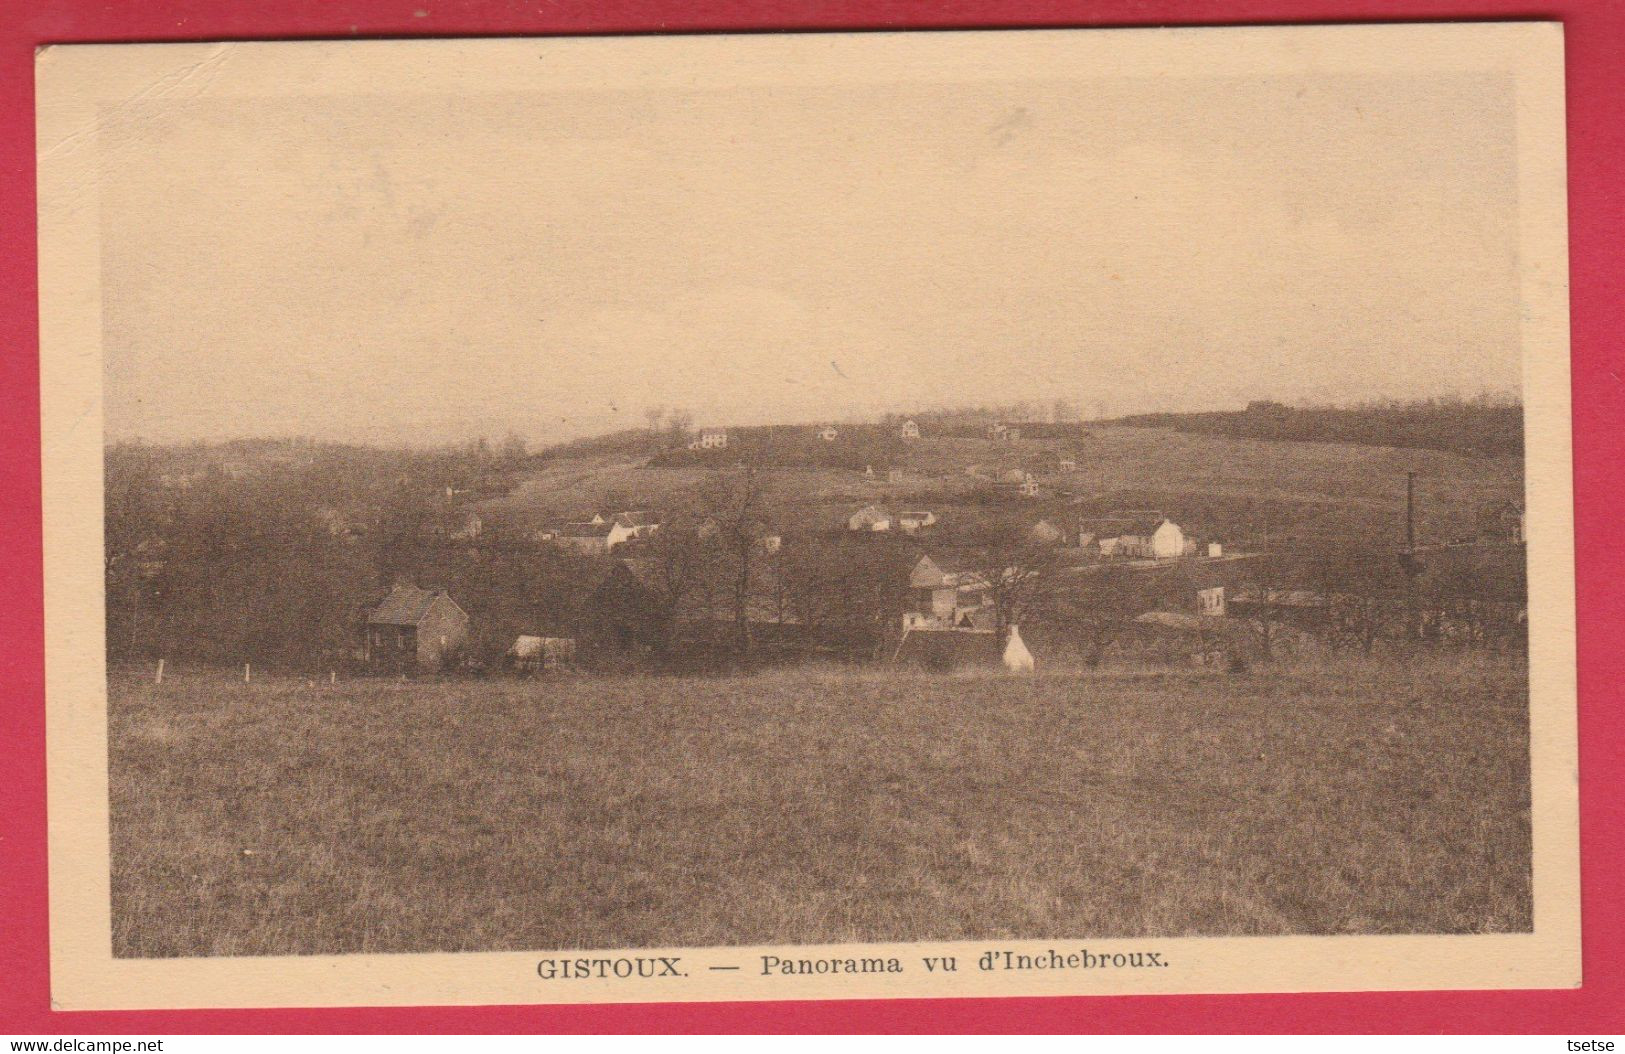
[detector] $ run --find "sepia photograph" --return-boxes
[35,24,1577,1009]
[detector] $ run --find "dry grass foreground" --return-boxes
[109,654,1532,957]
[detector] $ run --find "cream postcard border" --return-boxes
[37,24,1578,1010]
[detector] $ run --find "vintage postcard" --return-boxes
[37,24,1576,1010]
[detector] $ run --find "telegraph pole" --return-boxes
[1399,471,1422,640]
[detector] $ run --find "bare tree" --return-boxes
[636,518,717,654]
[665,408,695,448]
[961,517,1068,639]
[696,466,774,654]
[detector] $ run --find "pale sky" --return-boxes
[101,70,1521,445]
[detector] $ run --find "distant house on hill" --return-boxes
[365,584,470,672]
[558,519,635,554]
[688,428,729,451]
[988,423,1022,442]
[1079,513,1187,559]
[900,419,921,440]
[817,425,839,442]
[848,505,892,532]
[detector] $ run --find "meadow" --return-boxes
[108,653,1532,957]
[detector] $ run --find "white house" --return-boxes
[1056,457,1077,473]
[900,419,921,440]
[698,428,728,449]
[1018,474,1041,498]
[897,510,937,534]
[613,511,661,540]
[817,425,839,442]
[1079,513,1187,559]
[848,504,892,532]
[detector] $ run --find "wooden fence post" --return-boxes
[244,663,251,684]
[154,658,164,685]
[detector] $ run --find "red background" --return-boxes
[2,0,1620,1035]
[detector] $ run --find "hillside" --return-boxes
[486,425,1524,555]
[1111,397,1523,460]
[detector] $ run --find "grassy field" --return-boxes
[108,654,1531,957]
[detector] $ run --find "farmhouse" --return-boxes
[905,553,994,628]
[364,583,470,672]
[988,423,1022,442]
[1018,474,1041,498]
[1079,513,1187,559]
[848,505,892,532]
[558,519,635,554]
[900,419,921,440]
[1056,457,1077,473]
[817,425,839,442]
[698,427,728,449]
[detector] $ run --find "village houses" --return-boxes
[1078,513,1190,559]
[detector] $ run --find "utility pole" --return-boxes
[1398,471,1422,641]
[1405,470,1416,553]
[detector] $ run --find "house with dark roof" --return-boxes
[364,583,470,672]
[906,553,994,628]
